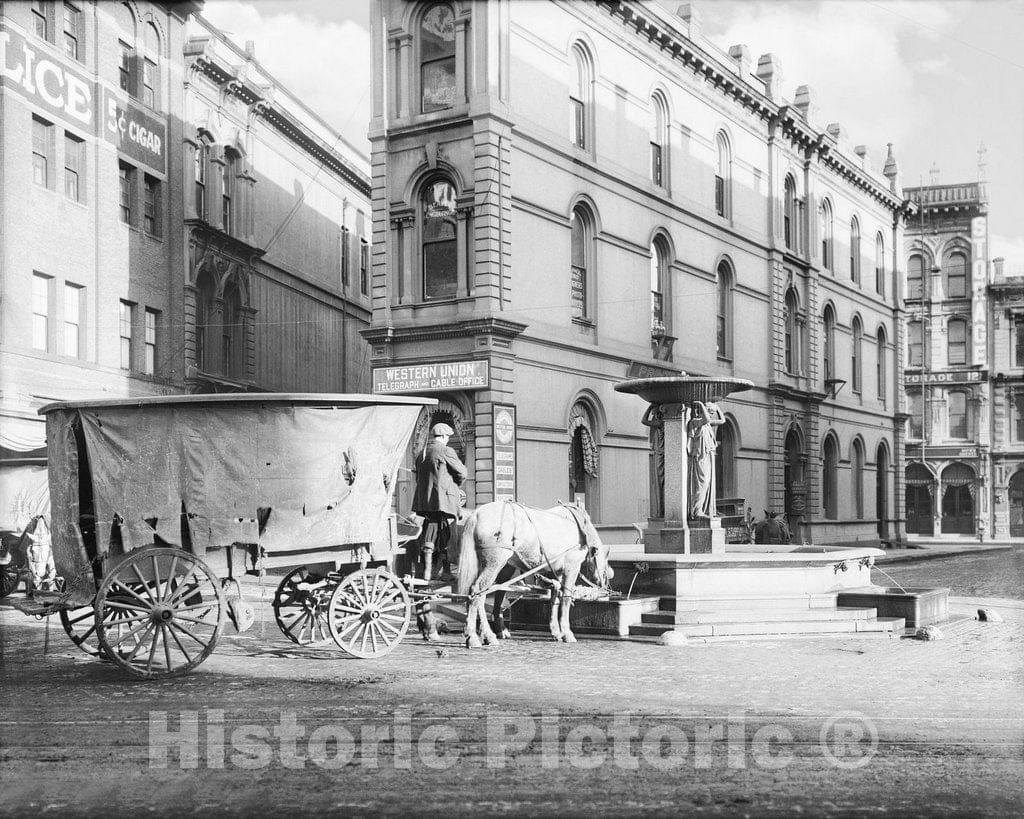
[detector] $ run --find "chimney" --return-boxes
[755,53,783,100]
[793,85,817,125]
[854,145,870,169]
[826,123,843,142]
[676,4,702,41]
[728,44,751,78]
[993,257,1005,283]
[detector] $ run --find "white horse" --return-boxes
[456,501,613,647]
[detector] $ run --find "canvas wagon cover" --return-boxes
[45,400,426,587]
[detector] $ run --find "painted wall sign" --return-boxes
[103,89,166,174]
[493,404,517,502]
[971,216,988,366]
[905,370,986,386]
[372,360,489,394]
[0,26,93,127]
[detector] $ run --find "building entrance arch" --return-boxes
[876,443,890,539]
[783,428,805,527]
[941,462,975,535]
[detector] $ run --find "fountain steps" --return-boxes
[643,605,879,625]
[630,614,906,638]
[661,593,840,611]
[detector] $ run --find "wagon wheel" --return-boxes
[327,568,411,659]
[273,567,335,645]
[0,562,20,598]
[60,587,146,659]
[95,547,225,679]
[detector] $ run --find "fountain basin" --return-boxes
[614,375,754,405]
[837,587,950,627]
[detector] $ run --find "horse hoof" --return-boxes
[500,629,511,640]
[425,630,441,642]
[483,636,501,647]
[466,636,483,649]
[561,634,577,644]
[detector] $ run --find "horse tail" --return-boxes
[456,511,479,596]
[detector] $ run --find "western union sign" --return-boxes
[372,360,489,394]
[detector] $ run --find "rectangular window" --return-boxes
[64,283,82,358]
[143,58,157,109]
[32,273,51,351]
[570,97,585,149]
[360,239,369,295]
[948,321,967,366]
[32,116,53,188]
[119,300,133,370]
[144,309,157,375]
[119,162,135,224]
[194,145,206,219]
[119,42,135,96]
[948,392,967,439]
[908,391,923,439]
[1013,391,1024,442]
[32,1,52,41]
[63,2,81,60]
[341,226,351,287]
[64,132,83,202]
[908,321,923,368]
[221,160,233,234]
[1014,317,1024,368]
[143,174,160,236]
[715,175,725,217]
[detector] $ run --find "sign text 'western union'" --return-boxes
[373,360,489,394]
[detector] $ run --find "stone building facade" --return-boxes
[366,0,909,542]
[902,182,991,540]
[988,261,1024,539]
[181,15,373,394]
[0,2,373,534]
[0,0,193,531]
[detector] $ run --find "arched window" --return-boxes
[420,4,456,113]
[850,216,861,284]
[570,205,593,320]
[650,236,668,335]
[650,93,668,187]
[784,288,800,374]
[715,418,737,500]
[143,23,160,110]
[195,270,216,372]
[947,391,968,439]
[820,199,834,271]
[907,253,924,300]
[715,131,731,218]
[876,326,887,402]
[784,175,798,251]
[851,315,863,393]
[568,401,599,515]
[875,232,886,296]
[422,178,458,301]
[822,305,836,383]
[194,137,209,220]
[222,280,242,377]
[852,439,865,519]
[822,434,839,519]
[716,260,733,360]
[570,43,593,149]
[908,320,923,367]
[945,251,968,299]
[947,317,968,366]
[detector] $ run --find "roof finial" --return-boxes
[929,162,940,185]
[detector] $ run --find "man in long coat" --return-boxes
[412,422,467,582]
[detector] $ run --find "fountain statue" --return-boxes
[615,375,753,554]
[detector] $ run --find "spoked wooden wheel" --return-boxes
[273,567,335,645]
[327,569,411,659]
[60,595,145,659]
[95,548,225,679]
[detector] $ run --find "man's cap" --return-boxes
[431,423,455,437]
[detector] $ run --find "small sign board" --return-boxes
[493,404,516,502]
[905,370,986,386]
[373,360,489,394]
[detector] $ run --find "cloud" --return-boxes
[195,1,372,159]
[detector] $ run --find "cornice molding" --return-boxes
[361,317,529,345]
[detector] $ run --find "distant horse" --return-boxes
[456,501,613,647]
[753,509,792,545]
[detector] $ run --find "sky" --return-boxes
[198,0,1024,273]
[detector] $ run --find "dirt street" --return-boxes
[1,605,1023,817]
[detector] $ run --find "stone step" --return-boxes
[664,593,838,612]
[642,606,878,626]
[629,616,905,639]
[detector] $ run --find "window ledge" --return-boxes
[571,316,595,329]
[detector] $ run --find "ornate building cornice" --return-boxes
[361,317,528,346]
